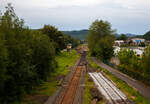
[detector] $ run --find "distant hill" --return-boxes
[62,29,88,40]
[125,33,136,37]
[117,33,136,37]
[62,29,141,40]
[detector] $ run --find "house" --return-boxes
[113,46,144,57]
[114,40,124,46]
[131,38,145,44]
[67,43,72,52]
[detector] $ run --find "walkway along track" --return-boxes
[89,72,130,104]
[56,51,87,104]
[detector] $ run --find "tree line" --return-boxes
[0,4,80,103]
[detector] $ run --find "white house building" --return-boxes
[131,38,145,44]
[114,40,124,46]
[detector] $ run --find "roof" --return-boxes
[115,40,124,42]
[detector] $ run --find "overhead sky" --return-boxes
[0,0,150,34]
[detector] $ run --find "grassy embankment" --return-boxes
[83,74,94,104]
[88,55,150,104]
[37,50,79,96]
[23,50,80,104]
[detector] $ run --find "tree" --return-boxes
[87,20,116,60]
[95,36,114,60]
[0,4,57,103]
[118,49,135,65]
[117,34,127,41]
[41,25,80,53]
[42,25,66,53]
[139,42,145,47]
[0,39,8,102]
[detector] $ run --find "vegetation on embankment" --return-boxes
[37,50,80,96]
[88,56,150,104]
[51,49,80,77]
[118,47,150,85]
[83,74,94,104]
[22,50,79,104]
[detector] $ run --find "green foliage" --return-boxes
[41,25,80,53]
[22,50,79,104]
[143,31,150,40]
[0,4,57,103]
[142,46,150,76]
[87,20,115,60]
[139,42,145,47]
[83,75,94,104]
[118,49,135,65]
[54,50,79,76]
[0,3,80,103]
[95,36,115,60]
[40,50,79,95]
[64,35,80,48]
[41,25,66,53]
[118,48,150,85]
[0,4,80,103]
[117,34,127,41]
[118,49,141,73]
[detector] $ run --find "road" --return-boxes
[92,57,150,100]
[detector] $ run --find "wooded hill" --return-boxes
[62,29,88,40]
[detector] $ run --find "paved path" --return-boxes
[92,57,150,100]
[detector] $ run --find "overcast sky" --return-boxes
[0,0,150,34]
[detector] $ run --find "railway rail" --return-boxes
[89,72,130,104]
[59,66,82,104]
[56,51,87,104]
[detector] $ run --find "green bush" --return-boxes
[118,48,150,85]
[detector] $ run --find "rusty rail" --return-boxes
[56,51,87,104]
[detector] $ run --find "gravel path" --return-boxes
[92,57,150,100]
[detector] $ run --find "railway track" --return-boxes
[47,44,130,104]
[56,51,87,104]
[89,72,130,104]
[59,66,82,104]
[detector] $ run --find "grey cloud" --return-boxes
[0,0,150,34]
